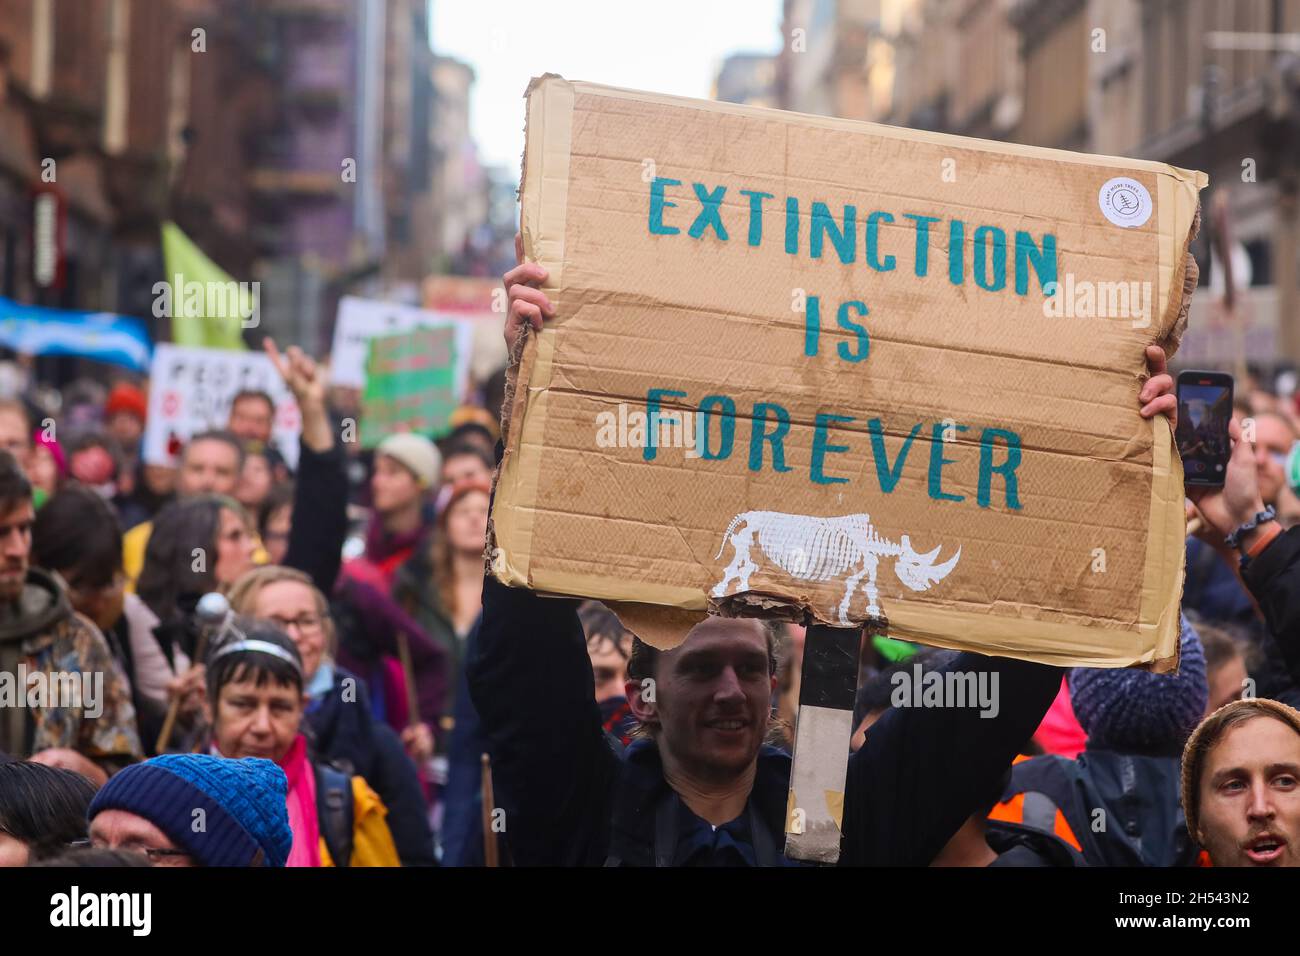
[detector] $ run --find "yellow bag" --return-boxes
[319,776,402,868]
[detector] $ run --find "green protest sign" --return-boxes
[360,326,460,447]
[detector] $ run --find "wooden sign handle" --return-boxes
[156,632,208,755]
[783,623,863,864]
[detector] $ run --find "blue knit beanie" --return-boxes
[89,754,292,867]
[1068,614,1208,754]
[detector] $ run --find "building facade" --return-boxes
[790,0,1300,370]
[0,0,496,362]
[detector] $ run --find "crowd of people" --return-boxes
[0,339,494,866]
[0,245,1299,869]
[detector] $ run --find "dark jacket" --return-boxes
[285,440,350,597]
[331,578,449,731]
[340,504,436,595]
[393,552,469,711]
[467,571,1061,866]
[363,507,431,574]
[440,618,493,867]
[1242,525,1300,708]
[998,747,1197,867]
[305,666,436,866]
[1185,537,1258,630]
[1180,532,1300,707]
[985,819,1086,867]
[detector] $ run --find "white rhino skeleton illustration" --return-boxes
[711,511,961,624]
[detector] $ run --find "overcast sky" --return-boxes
[431,0,784,170]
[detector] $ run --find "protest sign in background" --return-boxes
[421,275,498,314]
[490,76,1206,670]
[329,295,475,391]
[143,344,300,469]
[359,326,462,447]
[422,277,510,382]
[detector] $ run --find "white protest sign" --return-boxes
[329,296,476,390]
[143,344,301,469]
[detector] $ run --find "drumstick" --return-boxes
[481,752,499,867]
[396,630,421,731]
[156,631,208,754]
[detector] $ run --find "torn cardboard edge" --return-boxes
[606,597,881,652]
[490,73,1203,671]
[545,74,1207,182]
[519,73,572,302]
[603,592,1177,672]
[1159,204,1203,359]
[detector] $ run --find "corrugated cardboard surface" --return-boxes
[492,75,1206,670]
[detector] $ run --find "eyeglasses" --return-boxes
[268,613,323,635]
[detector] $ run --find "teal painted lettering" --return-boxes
[903,214,940,277]
[785,197,799,255]
[866,212,895,271]
[699,395,736,460]
[835,301,870,363]
[1015,231,1057,296]
[740,189,774,246]
[749,403,793,473]
[948,219,964,286]
[810,202,857,263]
[978,428,1023,509]
[974,225,1007,291]
[644,388,687,461]
[688,183,729,241]
[811,413,854,485]
[648,178,682,236]
[927,422,967,502]
[867,419,921,493]
[804,295,821,356]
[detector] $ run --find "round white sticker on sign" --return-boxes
[1098,177,1153,228]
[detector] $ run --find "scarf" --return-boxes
[277,734,322,867]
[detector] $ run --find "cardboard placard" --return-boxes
[491,75,1206,669]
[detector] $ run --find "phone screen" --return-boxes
[1176,381,1232,484]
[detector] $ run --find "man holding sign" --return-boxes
[469,253,1180,866]
[478,77,1201,865]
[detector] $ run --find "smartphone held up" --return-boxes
[1176,370,1234,487]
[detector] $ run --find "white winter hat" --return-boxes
[376,432,441,488]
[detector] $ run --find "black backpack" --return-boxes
[315,760,355,867]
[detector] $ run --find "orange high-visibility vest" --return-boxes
[988,791,1083,852]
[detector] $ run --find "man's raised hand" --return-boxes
[1139,344,1177,430]
[1188,416,1266,540]
[503,231,554,353]
[264,337,332,452]
[264,337,325,409]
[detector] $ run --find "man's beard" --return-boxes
[0,568,25,603]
